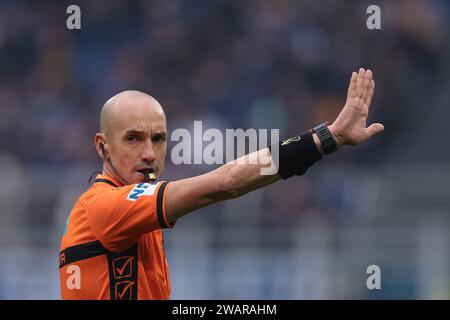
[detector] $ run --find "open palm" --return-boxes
[330,68,384,146]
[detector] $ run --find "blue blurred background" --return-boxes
[0,0,449,299]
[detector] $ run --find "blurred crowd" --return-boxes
[1,0,448,228]
[1,0,449,168]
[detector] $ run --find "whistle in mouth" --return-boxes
[143,169,157,183]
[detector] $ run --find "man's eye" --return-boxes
[127,135,137,142]
[153,135,165,143]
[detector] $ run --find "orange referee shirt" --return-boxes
[59,174,175,300]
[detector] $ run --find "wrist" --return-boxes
[310,122,339,155]
[328,124,345,147]
[269,133,322,179]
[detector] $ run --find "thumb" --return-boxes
[366,123,384,138]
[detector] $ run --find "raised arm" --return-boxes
[165,68,384,223]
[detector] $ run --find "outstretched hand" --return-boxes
[329,68,384,146]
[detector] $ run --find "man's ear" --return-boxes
[95,133,106,160]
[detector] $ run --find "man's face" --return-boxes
[99,97,168,185]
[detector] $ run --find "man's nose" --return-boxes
[141,139,156,162]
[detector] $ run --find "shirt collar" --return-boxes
[94,174,123,188]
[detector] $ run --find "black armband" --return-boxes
[268,133,322,179]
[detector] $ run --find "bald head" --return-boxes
[100,90,166,138]
[96,90,168,184]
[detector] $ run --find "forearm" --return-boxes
[165,147,280,222]
[215,147,281,199]
[166,132,330,222]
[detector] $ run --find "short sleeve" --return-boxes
[87,181,174,252]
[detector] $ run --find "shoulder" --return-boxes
[82,181,168,208]
[77,183,122,207]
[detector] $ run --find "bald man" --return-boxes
[59,69,384,299]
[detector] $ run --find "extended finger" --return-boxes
[366,122,384,138]
[347,71,358,99]
[362,69,373,102]
[356,68,365,98]
[365,80,375,108]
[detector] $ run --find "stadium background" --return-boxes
[0,0,449,299]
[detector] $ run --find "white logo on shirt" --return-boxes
[127,183,158,201]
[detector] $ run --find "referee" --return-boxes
[59,68,383,299]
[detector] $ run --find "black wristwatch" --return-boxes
[310,121,338,155]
